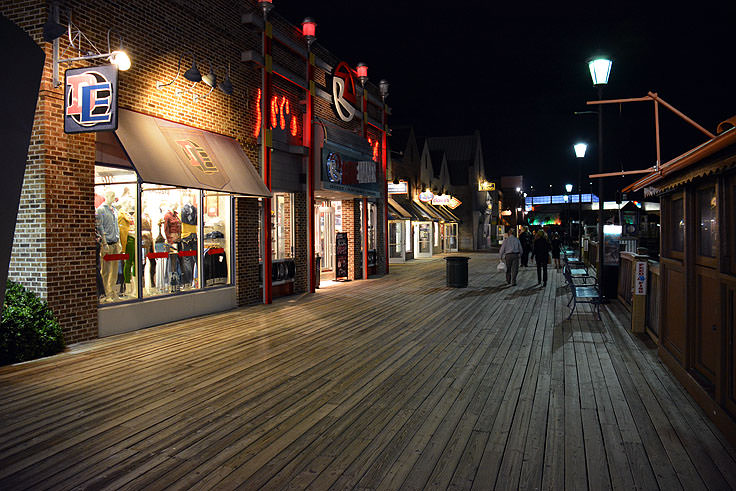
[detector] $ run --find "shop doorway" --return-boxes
[414,222,433,258]
[445,223,458,252]
[316,205,336,273]
[389,220,405,262]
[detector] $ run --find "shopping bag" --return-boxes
[497,260,506,272]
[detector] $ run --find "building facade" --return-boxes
[1,0,389,343]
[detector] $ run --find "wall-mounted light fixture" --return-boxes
[194,63,234,101]
[356,63,368,87]
[43,3,131,87]
[302,17,316,48]
[379,79,389,101]
[259,0,274,18]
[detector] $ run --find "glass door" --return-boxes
[316,206,335,271]
[445,223,458,252]
[414,222,433,258]
[389,220,404,261]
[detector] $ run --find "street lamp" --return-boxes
[588,55,612,300]
[574,142,587,255]
[565,184,573,243]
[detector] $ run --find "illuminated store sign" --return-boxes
[388,180,408,194]
[253,89,299,138]
[329,61,357,122]
[418,190,434,203]
[448,197,462,209]
[431,194,452,206]
[320,144,380,197]
[478,181,495,191]
[64,65,118,134]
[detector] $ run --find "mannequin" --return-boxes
[120,200,136,297]
[164,203,183,291]
[95,190,121,301]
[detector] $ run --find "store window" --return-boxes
[434,222,440,248]
[367,202,377,251]
[95,166,138,303]
[95,165,233,305]
[696,185,717,258]
[272,193,294,260]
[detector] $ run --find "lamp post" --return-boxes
[565,184,573,243]
[574,142,587,256]
[303,16,316,292]
[588,56,612,299]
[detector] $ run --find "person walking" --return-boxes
[519,226,533,267]
[499,228,522,285]
[533,229,552,286]
[550,232,562,269]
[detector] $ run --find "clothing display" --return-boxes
[95,204,119,245]
[203,248,228,286]
[180,234,197,286]
[164,210,182,243]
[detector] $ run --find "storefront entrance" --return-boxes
[414,222,433,258]
[445,222,458,252]
[316,204,336,273]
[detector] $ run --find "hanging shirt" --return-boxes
[164,210,182,243]
[95,204,119,244]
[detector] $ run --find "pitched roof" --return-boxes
[429,150,445,176]
[426,134,478,164]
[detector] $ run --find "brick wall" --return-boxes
[293,192,308,293]
[235,197,261,306]
[342,199,363,281]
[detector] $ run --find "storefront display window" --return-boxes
[203,192,232,287]
[272,193,294,260]
[94,166,138,303]
[389,221,402,258]
[95,165,233,305]
[367,202,377,251]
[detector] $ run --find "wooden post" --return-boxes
[630,250,648,333]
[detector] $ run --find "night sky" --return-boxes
[275,1,736,199]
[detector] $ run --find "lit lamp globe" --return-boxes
[588,57,612,85]
[574,142,587,158]
[565,184,573,193]
[110,50,131,71]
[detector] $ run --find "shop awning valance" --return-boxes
[387,199,411,220]
[115,109,271,197]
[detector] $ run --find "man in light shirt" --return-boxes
[499,228,522,285]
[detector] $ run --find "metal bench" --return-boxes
[563,267,601,320]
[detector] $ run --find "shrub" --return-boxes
[0,280,64,365]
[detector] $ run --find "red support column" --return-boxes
[382,105,389,275]
[262,21,273,304]
[306,52,315,292]
[361,83,369,280]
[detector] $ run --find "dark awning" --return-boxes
[387,199,409,220]
[392,196,432,220]
[115,109,271,197]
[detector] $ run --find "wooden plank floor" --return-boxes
[1,253,735,490]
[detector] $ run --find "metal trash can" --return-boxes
[445,256,470,288]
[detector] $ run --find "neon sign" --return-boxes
[367,136,380,162]
[254,89,299,138]
[330,61,357,122]
[419,190,434,203]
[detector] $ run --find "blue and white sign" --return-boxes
[64,64,118,134]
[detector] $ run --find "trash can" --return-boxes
[315,256,321,289]
[445,256,470,288]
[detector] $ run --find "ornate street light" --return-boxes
[574,142,587,255]
[588,55,612,300]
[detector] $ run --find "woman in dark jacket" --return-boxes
[550,232,562,269]
[533,230,551,286]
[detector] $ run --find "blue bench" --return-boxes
[563,266,601,320]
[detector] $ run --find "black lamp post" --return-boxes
[574,142,587,256]
[588,56,612,298]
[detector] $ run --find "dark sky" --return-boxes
[275,1,736,198]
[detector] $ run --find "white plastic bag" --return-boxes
[497,260,506,272]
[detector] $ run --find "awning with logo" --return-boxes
[114,109,271,197]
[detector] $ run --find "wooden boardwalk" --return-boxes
[0,253,735,490]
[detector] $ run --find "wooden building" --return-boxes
[625,116,736,444]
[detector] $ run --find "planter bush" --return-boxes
[1,280,64,365]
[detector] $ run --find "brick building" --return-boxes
[1,0,389,342]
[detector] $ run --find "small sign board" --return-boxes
[64,64,118,133]
[634,261,647,295]
[478,181,495,191]
[387,180,408,194]
[335,232,348,279]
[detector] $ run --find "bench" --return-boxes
[563,267,601,320]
